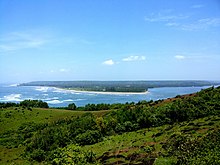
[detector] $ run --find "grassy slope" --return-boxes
[2,114,218,164]
[82,115,220,164]
[1,109,220,164]
[0,107,109,164]
[0,107,108,134]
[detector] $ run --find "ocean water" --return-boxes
[0,84,211,107]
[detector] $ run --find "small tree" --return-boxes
[67,103,77,110]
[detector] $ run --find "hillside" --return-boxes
[83,116,220,164]
[0,86,220,164]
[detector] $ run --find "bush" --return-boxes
[164,128,220,165]
[75,130,102,145]
[67,103,77,110]
[20,100,49,108]
[51,144,96,165]
[28,149,46,162]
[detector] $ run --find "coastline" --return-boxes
[55,87,149,95]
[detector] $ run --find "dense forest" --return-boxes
[0,86,220,164]
[20,80,219,93]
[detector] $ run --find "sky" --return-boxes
[0,0,220,83]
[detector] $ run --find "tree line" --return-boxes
[0,100,49,108]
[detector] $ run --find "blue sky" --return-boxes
[0,0,220,83]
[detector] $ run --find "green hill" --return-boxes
[0,86,220,164]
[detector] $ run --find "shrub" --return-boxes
[51,144,96,165]
[20,100,49,108]
[75,130,102,145]
[28,149,46,162]
[67,103,77,110]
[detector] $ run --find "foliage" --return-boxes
[67,103,77,110]
[77,103,122,111]
[21,80,218,92]
[75,130,102,145]
[50,144,96,165]
[0,100,49,108]
[0,102,18,108]
[22,86,220,163]
[164,128,220,164]
[1,86,220,164]
[20,100,49,108]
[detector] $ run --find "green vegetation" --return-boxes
[0,99,49,109]
[0,86,220,164]
[20,80,219,93]
[83,116,220,164]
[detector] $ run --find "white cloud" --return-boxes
[48,68,70,73]
[122,55,146,62]
[174,55,185,60]
[0,30,49,52]
[177,18,220,31]
[165,22,179,27]
[59,68,69,72]
[191,4,204,9]
[145,12,188,22]
[198,18,220,26]
[145,11,220,31]
[47,100,63,104]
[102,59,114,65]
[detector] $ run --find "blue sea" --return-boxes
[0,84,211,107]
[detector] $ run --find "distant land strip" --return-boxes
[19,80,220,93]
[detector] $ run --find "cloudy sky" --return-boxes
[0,0,220,83]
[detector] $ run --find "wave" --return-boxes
[64,98,86,102]
[46,100,63,104]
[63,99,74,102]
[74,98,86,102]
[0,94,22,102]
[52,88,67,93]
[9,84,19,87]
[35,87,50,92]
[52,88,74,94]
[43,97,59,101]
[46,98,86,105]
[1,84,18,87]
[62,99,87,102]
[52,88,85,95]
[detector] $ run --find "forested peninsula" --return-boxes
[20,80,218,93]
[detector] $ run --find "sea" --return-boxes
[0,84,212,107]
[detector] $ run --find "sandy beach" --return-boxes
[56,87,149,95]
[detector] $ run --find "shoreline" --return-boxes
[55,87,149,95]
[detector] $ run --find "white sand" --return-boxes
[56,87,149,95]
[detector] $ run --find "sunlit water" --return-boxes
[0,84,211,107]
